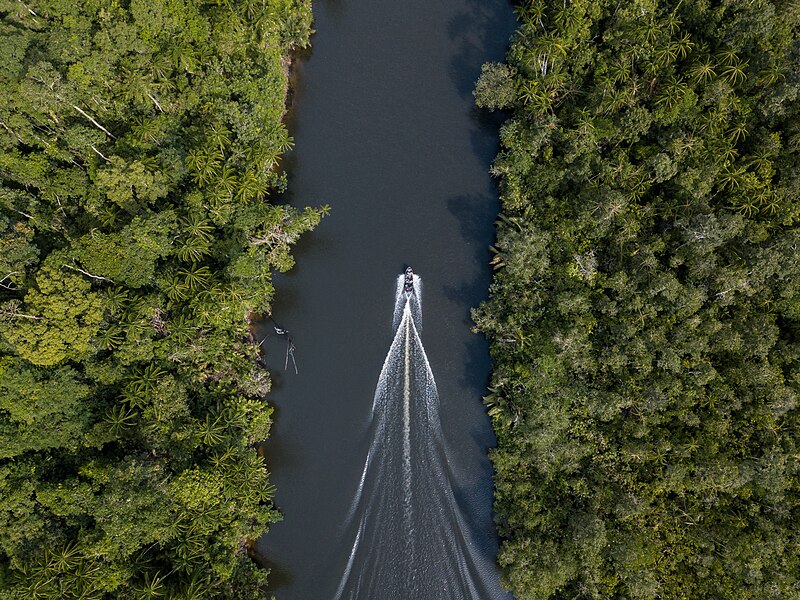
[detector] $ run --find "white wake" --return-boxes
[333,272,507,600]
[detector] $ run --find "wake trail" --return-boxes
[333,272,508,600]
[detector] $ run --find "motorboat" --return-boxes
[403,266,414,293]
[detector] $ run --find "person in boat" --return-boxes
[404,266,414,293]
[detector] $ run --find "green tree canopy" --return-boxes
[475,0,800,597]
[0,0,320,597]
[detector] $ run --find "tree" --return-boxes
[1,258,103,366]
[0,358,92,457]
[474,62,517,111]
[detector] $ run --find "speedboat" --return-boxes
[403,266,414,293]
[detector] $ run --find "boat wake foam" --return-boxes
[334,272,507,600]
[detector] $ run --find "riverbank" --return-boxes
[0,2,319,597]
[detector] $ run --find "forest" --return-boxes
[474,0,800,597]
[0,0,325,598]
[3,0,800,597]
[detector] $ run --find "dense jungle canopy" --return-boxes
[3,0,800,598]
[474,0,800,597]
[0,0,324,598]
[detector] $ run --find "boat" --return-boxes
[403,266,414,293]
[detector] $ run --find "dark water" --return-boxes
[254,0,517,597]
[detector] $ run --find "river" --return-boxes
[254,0,517,597]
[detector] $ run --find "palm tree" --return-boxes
[178,265,211,291]
[655,77,688,110]
[716,48,740,66]
[519,80,551,114]
[727,122,749,144]
[171,44,198,74]
[50,543,82,574]
[663,11,682,35]
[179,214,215,242]
[234,171,268,203]
[673,34,694,60]
[209,447,237,469]
[483,388,520,429]
[634,18,656,47]
[573,107,595,135]
[214,164,238,195]
[516,0,546,32]
[133,115,164,146]
[121,66,155,109]
[103,287,129,315]
[97,203,119,228]
[168,314,195,344]
[718,166,745,190]
[653,42,679,69]
[758,63,783,86]
[553,6,581,34]
[607,60,632,85]
[186,148,222,187]
[758,191,781,216]
[173,572,208,600]
[206,122,231,156]
[104,404,138,435]
[176,235,211,263]
[721,60,747,85]
[134,572,166,599]
[66,561,102,600]
[125,363,168,407]
[732,194,759,218]
[603,85,634,113]
[96,325,124,350]
[199,415,226,447]
[163,274,190,302]
[688,59,716,84]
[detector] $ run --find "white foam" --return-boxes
[333,273,508,599]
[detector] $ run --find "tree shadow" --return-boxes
[443,193,497,384]
[318,0,348,20]
[262,556,294,596]
[447,0,516,99]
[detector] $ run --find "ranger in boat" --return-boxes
[403,266,414,293]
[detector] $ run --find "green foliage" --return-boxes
[476,0,800,597]
[74,212,177,288]
[1,258,104,366]
[0,0,322,597]
[474,62,517,111]
[0,358,91,457]
[0,215,38,288]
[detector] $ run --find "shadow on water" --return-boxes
[447,0,516,97]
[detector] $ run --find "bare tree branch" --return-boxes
[1,300,41,320]
[72,105,117,139]
[0,272,19,290]
[91,145,110,162]
[55,195,67,217]
[17,0,37,16]
[147,93,164,113]
[63,263,114,282]
[0,120,25,144]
